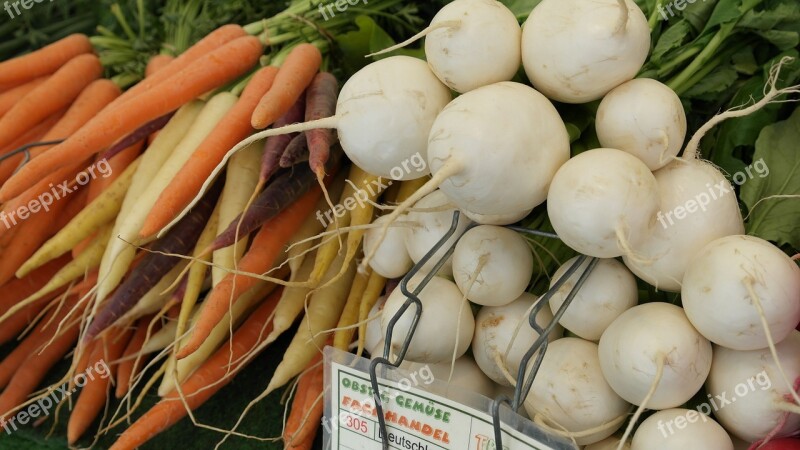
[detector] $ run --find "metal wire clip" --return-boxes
[368,210,599,450]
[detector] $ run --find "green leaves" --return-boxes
[682,65,738,100]
[738,0,800,49]
[702,51,800,173]
[335,16,425,74]
[741,106,800,249]
[499,0,543,20]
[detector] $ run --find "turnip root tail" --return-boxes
[683,56,800,160]
[751,377,800,450]
[365,20,461,58]
[316,168,340,250]
[359,162,460,274]
[742,194,800,222]
[743,278,800,407]
[615,225,653,266]
[164,116,339,233]
[616,353,665,450]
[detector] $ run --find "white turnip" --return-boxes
[547,148,660,258]
[623,160,744,292]
[462,207,532,226]
[403,190,472,276]
[596,78,687,170]
[521,0,650,103]
[525,337,630,445]
[631,408,733,450]
[196,55,452,185]
[472,293,561,385]
[364,296,387,357]
[371,0,521,93]
[381,275,474,364]
[363,215,414,279]
[682,235,800,351]
[363,81,569,271]
[598,302,712,409]
[452,225,533,306]
[706,331,800,442]
[424,81,570,216]
[548,256,637,341]
[407,355,495,398]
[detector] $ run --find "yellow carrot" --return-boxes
[307,165,372,285]
[266,252,356,393]
[285,172,346,277]
[15,159,140,277]
[334,267,371,350]
[356,269,387,357]
[95,101,205,302]
[0,227,111,324]
[212,141,262,286]
[175,203,220,341]
[120,261,190,323]
[321,171,384,289]
[266,251,317,344]
[159,281,276,396]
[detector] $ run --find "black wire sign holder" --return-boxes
[0,139,65,173]
[367,210,598,449]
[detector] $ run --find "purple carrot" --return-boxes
[99,111,176,160]
[305,73,338,180]
[279,132,309,168]
[259,92,306,183]
[170,274,189,305]
[211,149,342,252]
[83,178,222,343]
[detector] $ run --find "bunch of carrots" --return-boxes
[0,20,412,449]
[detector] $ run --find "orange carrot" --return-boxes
[142,55,175,145]
[115,316,154,398]
[284,348,325,447]
[116,25,245,106]
[74,338,97,381]
[0,34,93,87]
[67,326,132,444]
[86,140,143,203]
[0,294,79,389]
[145,54,175,78]
[0,76,47,118]
[140,66,279,237]
[0,176,74,285]
[290,433,316,450]
[0,157,90,242]
[0,296,84,421]
[51,186,89,233]
[0,254,71,344]
[71,235,95,259]
[0,36,263,202]
[32,79,122,160]
[109,287,282,450]
[64,271,99,298]
[0,79,120,183]
[177,186,321,359]
[251,43,322,129]
[0,109,66,184]
[71,141,142,258]
[0,54,102,151]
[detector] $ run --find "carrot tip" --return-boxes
[175,338,200,360]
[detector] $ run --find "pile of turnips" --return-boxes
[201,0,800,448]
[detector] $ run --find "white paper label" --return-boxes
[325,356,567,450]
